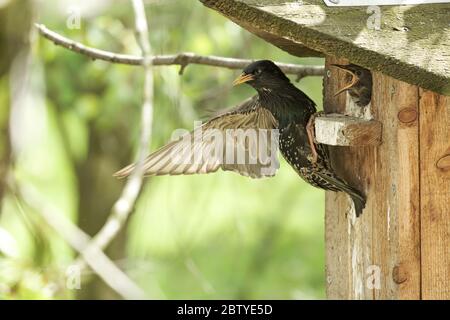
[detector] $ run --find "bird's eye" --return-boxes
[355,70,362,76]
[254,69,262,75]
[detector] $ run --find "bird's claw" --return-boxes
[306,112,322,164]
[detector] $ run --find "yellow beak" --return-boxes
[331,64,358,97]
[233,73,254,86]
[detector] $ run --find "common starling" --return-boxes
[332,64,372,107]
[115,60,366,216]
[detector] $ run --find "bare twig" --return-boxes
[73,0,154,272]
[9,182,147,300]
[35,23,324,79]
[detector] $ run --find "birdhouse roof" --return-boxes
[201,0,450,96]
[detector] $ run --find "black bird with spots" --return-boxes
[115,60,366,216]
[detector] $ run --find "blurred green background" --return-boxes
[0,0,325,299]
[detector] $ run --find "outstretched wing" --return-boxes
[114,97,280,179]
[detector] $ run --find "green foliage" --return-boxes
[0,0,325,299]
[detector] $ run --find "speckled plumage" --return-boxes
[115,60,366,216]
[238,60,366,216]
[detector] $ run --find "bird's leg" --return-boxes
[306,112,322,164]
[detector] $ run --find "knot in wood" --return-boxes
[436,154,450,172]
[397,107,417,123]
[392,265,408,284]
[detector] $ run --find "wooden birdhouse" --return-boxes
[201,0,450,299]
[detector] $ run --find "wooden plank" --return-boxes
[324,56,421,299]
[314,114,382,147]
[419,90,450,299]
[200,0,450,96]
[324,56,374,299]
[324,57,349,299]
[371,73,421,300]
[394,84,421,300]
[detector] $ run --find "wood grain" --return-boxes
[324,56,374,299]
[371,74,421,300]
[419,90,450,299]
[324,56,421,299]
[314,114,382,147]
[200,0,450,95]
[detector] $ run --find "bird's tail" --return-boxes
[349,189,366,217]
[317,171,366,217]
[335,180,366,217]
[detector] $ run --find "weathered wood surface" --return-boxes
[419,90,450,299]
[314,114,382,146]
[200,0,450,96]
[324,56,377,299]
[325,56,449,300]
[371,66,421,300]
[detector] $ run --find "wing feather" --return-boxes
[114,97,280,179]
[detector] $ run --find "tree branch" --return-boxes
[9,181,147,300]
[73,0,154,272]
[35,23,324,79]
